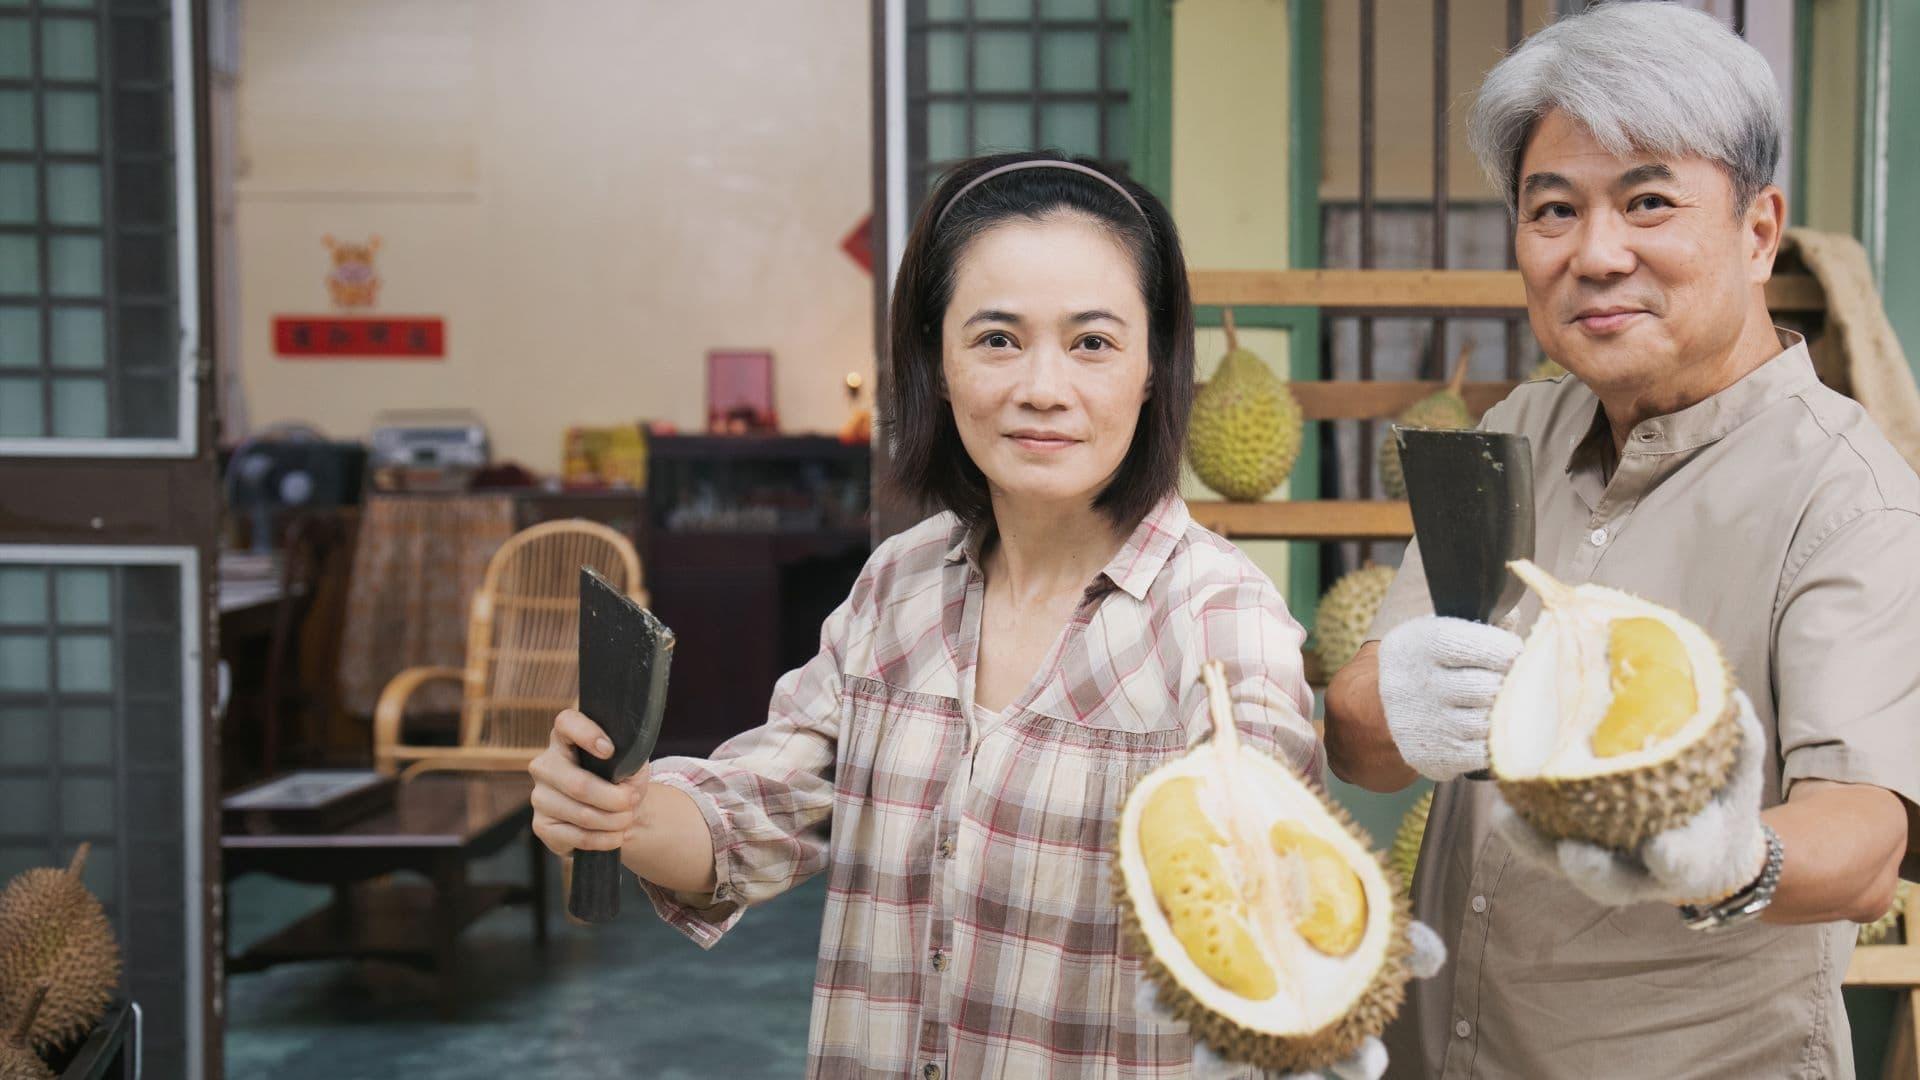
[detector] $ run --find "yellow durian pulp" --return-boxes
[1115,662,1410,1073]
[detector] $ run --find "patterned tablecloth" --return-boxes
[337,494,516,716]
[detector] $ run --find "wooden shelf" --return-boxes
[1189,268,1825,313]
[1289,379,1520,419]
[1189,499,1413,542]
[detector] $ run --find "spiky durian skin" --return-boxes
[1112,766,1412,1073]
[0,857,120,1056]
[1495,698,1740,853]
[1389,789,1433,899]
[1189,350,1305,502]
[0,1045,52,1080]
[1312,565,1396,676]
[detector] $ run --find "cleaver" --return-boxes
[1394,427,1535,780]
[569,568,675,923]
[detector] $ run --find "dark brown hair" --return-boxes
[882,152,1195,532]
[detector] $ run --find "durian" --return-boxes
[1860,881,1914,946]
[0,984,52,1080]
[1529,358,1568,381]
[1379,346,1475,499]
[1489,561,1739,853]
[1312,564,1396,676]
[0,845,120,1055]
[1115,660,1409,1072]
[1189,309,1304,501]
[1388,789,1433,899]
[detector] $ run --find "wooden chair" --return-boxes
[372,519,645,777]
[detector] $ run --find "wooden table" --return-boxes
[223,774,546,1014]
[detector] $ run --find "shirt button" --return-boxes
[922,1065,942,1080]
[939,836,955,859]
[1471,894,1487,914]
[932,949,949,972]
[1589,527,1608,547]
[1456,1019,1473,1039]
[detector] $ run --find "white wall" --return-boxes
[232,0,874,471]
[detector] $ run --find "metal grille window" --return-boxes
[0,551,199,1079]
[905,0,1133,201]
[0,0,180,444]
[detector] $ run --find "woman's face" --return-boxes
[940,212,1152,513]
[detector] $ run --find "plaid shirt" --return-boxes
[643,494,1317,1079]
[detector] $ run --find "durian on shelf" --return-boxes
[0,844,120,1057]
[1489,561,1740,853]
[1377,343,1476,499]
[1311,563,1396,677]
[1188,309,1305,502]
[1114,660,1410,1072]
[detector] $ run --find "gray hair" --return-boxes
[1467,1,1783,217]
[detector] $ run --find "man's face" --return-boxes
[1514,109,1774,394]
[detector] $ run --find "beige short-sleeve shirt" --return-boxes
[1368,333,1920,1079]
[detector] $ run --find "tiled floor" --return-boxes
[223,850,823,1080]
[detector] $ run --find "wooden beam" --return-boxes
[1290,380,1522,420]
[1188,499,1414,542]
[1843,944,1920,988]
[1190,269,1827,312]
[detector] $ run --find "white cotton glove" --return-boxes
[1378,616,1525,782]
[1139,920,1448,1080]
[1494,689,1768,907]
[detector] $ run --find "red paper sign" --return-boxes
[274,316,445,359]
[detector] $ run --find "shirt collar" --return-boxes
[941,492,1191,602]
[1566,327,1819,472]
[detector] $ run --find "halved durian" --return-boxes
[1114,661,1409,1072]
[1489,560,1740,852]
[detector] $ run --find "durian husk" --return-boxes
[1114,797,1411,1073]
[1112,662,1411,1072]
[1489,563,1740,853]
[0,984,52,1080]
[0,845,120,1055]
[1495,700,1739,852]
[1388,789,1432,899]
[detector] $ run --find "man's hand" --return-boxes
[1141,921,1448,1079]
[1494,690,1767,907]
[1378,616,1524,782]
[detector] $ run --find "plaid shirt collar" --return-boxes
[940,493,1191,602]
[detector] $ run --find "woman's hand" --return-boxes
[529,707,651,857]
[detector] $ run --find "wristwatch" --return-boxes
[1680,824,1784,932]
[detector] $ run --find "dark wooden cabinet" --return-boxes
[644,436,870,756]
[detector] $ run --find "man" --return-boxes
[1324,5,1920,1078]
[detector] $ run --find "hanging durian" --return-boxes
[1114,660,1410,1072]
[1388,789,1433,899]
[0,845,120,1055]
[1379,344,1476,499]
[1488,561,1740,853]
[1189,309,1305,502]
[0,984,52,1080]
[1312,564,1396,676]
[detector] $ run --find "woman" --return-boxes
[530,152,1318,1077]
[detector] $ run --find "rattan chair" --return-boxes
[372,519,645,777]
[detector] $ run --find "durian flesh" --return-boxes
[1489,560,1739,852]
[1115,662,1408,1071]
